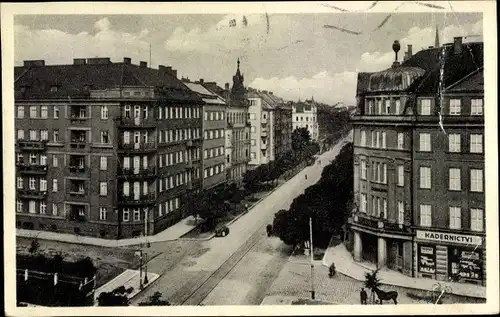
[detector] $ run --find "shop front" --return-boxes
[415,230,485,286]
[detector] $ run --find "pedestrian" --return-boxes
[360,288,367,305]
[305,174,308,180]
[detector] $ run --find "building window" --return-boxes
[381,132,386,149]
[17,130,24,140]
[52,203,58,216]
[29,201,36,214]
[101,106,109,119]
[470,208,484,232]
[17,200,23,213]
[470,169,483,192]
[449,99,461,115]
[470,134,483,153]
[471,99,483,115]
[100,182,108,196]
[100,207,108,220]
[53,155,58,167]
[384,99,391,114]
[397,165,404,186]
[360,194,367,213]
[40,130,48,141]
[448,134,461,152]
[421,99,431,115]
[449,168,461,191]
[375,131,380,148]
[360,130,366,147]
[100,157,107,170]
[29,177,36,190]
[30,153,37,164]
[17,177,23,189]
[395,99,401,115]
[133,208,140,221]
[397,133,404,149]
[52,179,58,192]
[360,160,367,180]
[41,106,48,118]
[251,152,256,159]
[29,130,38,141]
[398,201,404,224]
[382,163,387,184]
[420,205,432,227]
[419,133,431,151]
[17,153,23,164]
[53,105,59,119]
[40,179,47,191]
[17,106,25,118]
[449,206,461,229]
[420,166,431,189]
[101,131,110,144]
[123,208,130,222]
[30,106,37,118]
[53,130,59,142]
[370,131,375,148]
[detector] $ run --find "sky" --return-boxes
[14,9,482,105]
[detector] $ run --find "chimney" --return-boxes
[140,61,147,68]
[73,58,87,65]
[158,65,166,72]
[166,66,172,72]
[454,37,462,54]
[171,69,177,78]
[123,57,131,64]
[407,45,413,58]
[23,60,45,67]
[199,78,204,84]
[87,57,111,65]
[225,83,230,90]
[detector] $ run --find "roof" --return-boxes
[445,67,484,92]
[356,41,484,96]
[14,60,201,103]
[185,82,226,105]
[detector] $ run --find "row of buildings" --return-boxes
[14,57,316,239]
[348,32,486,286]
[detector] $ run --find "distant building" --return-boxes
[292,98,319,140]
[348,35,485,286]
[15,57,203,239]
[247,89,275,167]
[184,80,227,190]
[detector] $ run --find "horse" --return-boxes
[373,287,398,305]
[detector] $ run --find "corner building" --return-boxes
[348,36,485,286]
[15,57,203,239]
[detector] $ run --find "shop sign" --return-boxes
[418,245,435,274]
[416,230,483,246]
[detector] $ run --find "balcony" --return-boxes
[186,140,194,147]
[117,193,156,206]
[261,129,268,137]
[69,165,87,174]
[117,166,156,179]
[116,116,156,128]
[16,163,48,175]
[380,221,412,234]
[17,140,48,151]
[118,142,156,153]
[17,189,47,199]
[261,142,267,149]
[68,189,86,197]
[69,140,87,150]
[261,118,268,124]
[353,213,380,229]
[69,115,89,126]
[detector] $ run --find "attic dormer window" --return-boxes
[50,85,58,92]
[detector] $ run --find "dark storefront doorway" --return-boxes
[361,232,378,263]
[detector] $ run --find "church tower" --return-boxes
[230,58,247,106]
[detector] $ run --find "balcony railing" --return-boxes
[69,116,89,125]
[69,139,87,149]
[17,140,48,151]
[118,193,156,205]
[119,142,156,152]
[68,189,86,197]
[17,189,47,199]
[16,164,48,174]
[117,166,156,178]
[116,116,156,128]
[69,165,86,173]
[68,213,86,222]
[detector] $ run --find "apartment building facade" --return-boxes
[184,81,227,190]
[292,99,319,140]
[225,59,251,184]
[348,37,485,286]
[15,57,203,239]
[247,90,274,167]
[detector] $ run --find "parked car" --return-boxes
[215,225,230,237]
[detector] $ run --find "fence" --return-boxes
[16,268,96,306]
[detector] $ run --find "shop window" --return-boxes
[418,245,436,275]
[448,248,482,281]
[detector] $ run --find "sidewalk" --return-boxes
[16,215,198,247]
[94,269,160,305]
[322,243,486,299]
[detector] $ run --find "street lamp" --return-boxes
[309,217,315,300]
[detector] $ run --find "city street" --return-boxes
[131,138,350,305]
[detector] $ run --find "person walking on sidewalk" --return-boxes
[360,288,368,305]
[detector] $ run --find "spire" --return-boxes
[435,25,440,48]
[237,58,240,71]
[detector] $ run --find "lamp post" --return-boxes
[309,217,315,300]
[143,207,149,285]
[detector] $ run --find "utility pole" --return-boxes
[310,217,315,300]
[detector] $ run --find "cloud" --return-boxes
[14,18,151,66]
[164,14,294,54]
[358,20,483,71]
[249,71,358,105]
